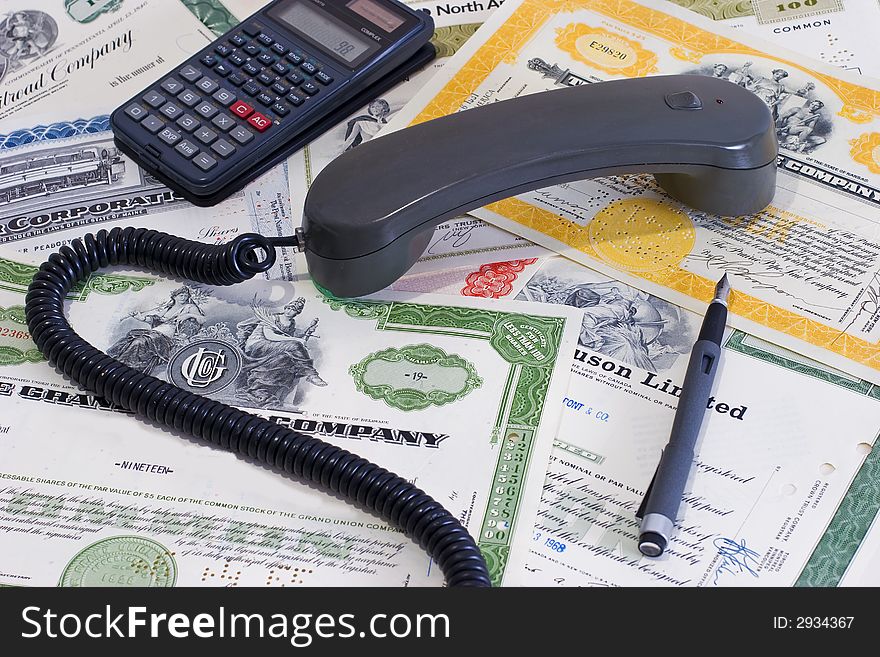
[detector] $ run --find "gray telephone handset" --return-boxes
[301,75,778,297]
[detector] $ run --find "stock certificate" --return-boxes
[0,253,580,586]
[384,0,880,385]
[673,0,880,77]
[0,120,298,281]
[504,257,880,586]
[390,255,547,300]
[287,0,548,279]
[0,1,212,127]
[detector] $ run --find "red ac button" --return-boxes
[247,112,272,132]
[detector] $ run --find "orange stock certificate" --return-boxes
[384,0,880,384]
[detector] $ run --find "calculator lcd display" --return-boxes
[270,0,377,64]
[346,0,405,32]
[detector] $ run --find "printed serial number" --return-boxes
[0,327,31,340]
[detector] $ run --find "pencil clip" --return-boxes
[636,456,661,520]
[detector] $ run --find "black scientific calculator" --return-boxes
[111,0,434,206]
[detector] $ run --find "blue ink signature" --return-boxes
[712,537,760,585]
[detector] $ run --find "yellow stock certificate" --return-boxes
[385,0,880,384]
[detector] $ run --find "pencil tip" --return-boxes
[714,274,731,302]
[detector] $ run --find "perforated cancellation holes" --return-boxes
[588,198,696,272]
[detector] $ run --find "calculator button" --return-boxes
[315,71,333,85]
[200,54,218,68]
[142,90,166,108]
[175,140,199,159]
[160,102,183,120]
[256,92,274,107]
[242,81,260,97]
[179,65,202,83]
[195,127,218,144]
[247,112,272,132]
[257,53,275,66]
[243,43,261,57]
[271,82,290,96]
[256,33,274,46]
[193,152,217,171]
[140,114,164,133]
[195,102,218,119]
[211,139,236,158]
[195,77,219,94]
[229,34,247,47]
[158,127,181,146]
[271,42,288,56]
[229,125,254,144]
[242,61,261,76]
[271,102,289,116]
[285,52,303,65]
[301,81,319,96]
[177,89,201,107]
[160,78,184,95]
[176,114,200,132]
[300,61,318,76]
[256,72,275,86]
[285,92,304,107]
[215,43,232,57]
[124,103,148,120]
[242,22,262,37]
[228,51,247,67]
[271,62,290,76]
[214,62,232,78]
[227,72,246,87]
[286,71,304,86]
[212,113,235,131]
[212,88,236,106]
[230,100,254,118]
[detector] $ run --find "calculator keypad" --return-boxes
[143,90,166,108]
[158,127,181,145]
[213,88,236,105]
[177,114,200,132]
[195,102,218,119]
[195,127,218,144]
[194,152,218,171]
[212,139,236,158]
[175,140,199,159]
[119,21,339,180]
[195,77,220,94]
[212,113,236,132]
[247,112,272,132]
[177,89,201,107]
[141,115,164,133]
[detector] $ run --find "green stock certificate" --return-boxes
[0,267,580,587]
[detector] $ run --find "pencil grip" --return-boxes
[646,339,721,517]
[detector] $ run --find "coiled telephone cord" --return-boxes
[25,227,491,588]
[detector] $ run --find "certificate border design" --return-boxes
[0,255,155,302]
[327,297,569,584]
[0,116,110,151]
